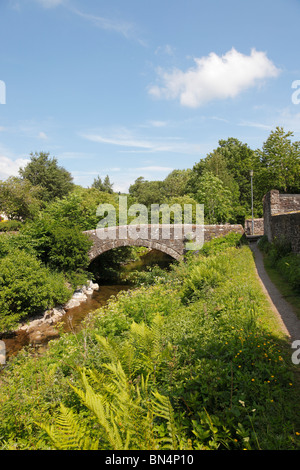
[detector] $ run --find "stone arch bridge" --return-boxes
[84,224,244,262]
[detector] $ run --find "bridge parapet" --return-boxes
[83,223,244,262]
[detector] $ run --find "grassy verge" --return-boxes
[0,234,299,450]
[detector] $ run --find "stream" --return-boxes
[2,249,174,362]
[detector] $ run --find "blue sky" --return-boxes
[0,0,300,192]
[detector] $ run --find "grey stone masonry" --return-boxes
[83,224,245,261]
[263,190,300,253]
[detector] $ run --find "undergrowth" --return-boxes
[0,233,299,450]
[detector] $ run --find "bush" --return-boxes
[258,235,299,291]
[198,232,245,257]
[0,220,23,232]
[257,235,271,253]
[276,254,300,291]
[20,216,93,274]
[0,250,71,331]
[268,237,292,266]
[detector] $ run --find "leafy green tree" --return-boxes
[19,152,74,202]
[195,172,233,224]
[0,176,42,220]
[163,169,192,198]
[257,126,300,195]
[42,187,120,230]
[129,177,166,207]
[188,139,261,219]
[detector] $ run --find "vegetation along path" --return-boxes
[250,242,300,343]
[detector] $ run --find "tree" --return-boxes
[19,152,74,202]
[195,172,233,224]
[91,175,114,194]
[258,127,300,194]
[163,169,192,198]
[129,177,166,207]
[0,176,43,220]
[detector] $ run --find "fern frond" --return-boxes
[37,403,99,450]
[152,391,179,450]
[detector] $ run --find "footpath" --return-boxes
[250,242,300,343]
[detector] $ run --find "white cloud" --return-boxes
[149,48,280,108]
[0,156,30,181]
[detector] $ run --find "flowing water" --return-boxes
[2,249,174,362]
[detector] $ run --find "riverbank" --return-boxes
[0,280,100,359]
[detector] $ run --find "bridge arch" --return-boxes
[83,224,245,263]
[87,237,183,262]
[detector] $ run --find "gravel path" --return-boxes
[250,242,300,343]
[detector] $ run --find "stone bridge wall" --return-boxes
[263,190,300,253]
[84,224,244,261]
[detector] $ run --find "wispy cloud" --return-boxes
[70,7,136,39]
[25,1,141,41]
[238,120,273,130]
[149,48,280,108]
[80,127,205,155]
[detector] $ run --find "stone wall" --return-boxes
[84,224,245,261]
[244,218,264,235]
[263,190,300,253]
[270,212,300,254]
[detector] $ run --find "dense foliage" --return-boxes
[19,152,74,203]
[0,249,71,331]
[0,234,299,450]
[258,235,300,292]
[129,127,300,223]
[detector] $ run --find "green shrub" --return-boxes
[257,235,271,253]
[198,232,245,257]
[268,237,292,266]
[276,254,300,291]
[20,217,92,273]
[0,220,23,232]
[0,250,71,331]
[258,236,299,291]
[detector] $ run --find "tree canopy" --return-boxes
[19,152,74,202]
